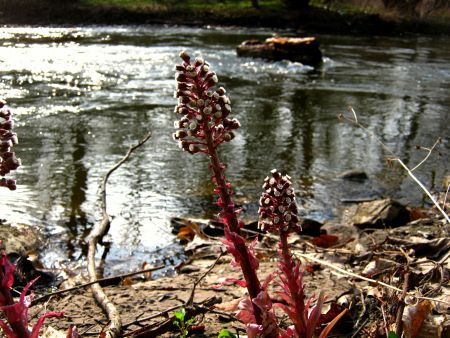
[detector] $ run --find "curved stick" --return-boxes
[87,131,151,338]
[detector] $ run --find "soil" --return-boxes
[26,210,450,337]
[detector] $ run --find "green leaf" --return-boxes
[174,308,186,322]
[218,328,237,338]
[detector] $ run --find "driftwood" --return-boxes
[87,131,151,338]
[236,36,323,66]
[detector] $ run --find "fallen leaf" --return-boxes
[177,226,196,241]
[213,297,244,312]
[403,300,433,338]
[311,234,339,248]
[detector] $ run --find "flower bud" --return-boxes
[223,132,235,142]
[175,64,185,71]
[195,57,204,66]
[217,87,226,95]
[179,50,190,63]
[189,121,198,130]
[188,144,201,154]
[258,169,301,234]
[176,72,187,82]
[201,64,209,74]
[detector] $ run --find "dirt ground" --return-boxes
[27,212,450,338]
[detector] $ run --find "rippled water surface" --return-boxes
[0,26,449,274]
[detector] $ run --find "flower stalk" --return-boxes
[173,53,344,337]
[173,51,276,335]
[259,169,343,338]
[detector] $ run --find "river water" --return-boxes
[0,26,448,275]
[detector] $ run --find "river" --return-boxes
[0,26,448,275]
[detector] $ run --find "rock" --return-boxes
[0,222,43,254]
[299,218,323,237]
[236,36,323,67]
[351,198,411,228]
[337,169,369,182]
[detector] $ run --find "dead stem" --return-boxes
[31,264,164,305]
[87,131,151,338]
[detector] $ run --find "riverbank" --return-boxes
[26,202,449,337]
[1,1,449,36]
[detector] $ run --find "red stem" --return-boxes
[204,127,265,326]
[280,232,307,335]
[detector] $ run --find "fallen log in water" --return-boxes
[236,36,323,66]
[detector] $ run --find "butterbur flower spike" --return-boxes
[173,51,239,155]
[173,51,279,337]
[258,169,301,235]
[0,100,21,190]
[259,170,344,338]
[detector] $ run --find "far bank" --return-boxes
[0,0,449,36]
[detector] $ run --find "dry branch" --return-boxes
[31,264,163,305]
[87,131,151,338]
[341,108,449,223]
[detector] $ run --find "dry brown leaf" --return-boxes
[213,297,244,312]
[403,300,434,338]
[177,226,196,241]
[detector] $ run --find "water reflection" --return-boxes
[64,125,89,261]
[0,26,448,274]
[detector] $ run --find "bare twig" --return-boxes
[395,158,449,223]
[31,264,163,305]
[123,303,183,330]
[87,131,152,338]
[380,303,389,338]
[121,251,223,336]
[294,252,450,306]
[410,138,441,172]
[123,296,221,337]
[340,109,449,223]
[186,250,224,306]
[350,318,369,338]
[354,288,367,329]
[395,271,410,337]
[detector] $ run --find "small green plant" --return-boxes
[218,328,237,338]
[173,308,195,338]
